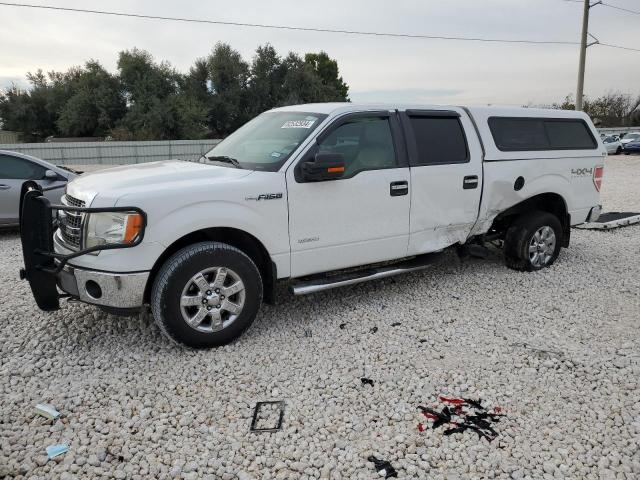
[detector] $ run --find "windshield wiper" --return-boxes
[206,155,242,169]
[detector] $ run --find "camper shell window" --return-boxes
[489,117,598,152]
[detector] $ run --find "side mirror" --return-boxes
[302,152,345,182]
[44,170,59,180]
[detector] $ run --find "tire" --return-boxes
[151,242,262,348]
[503,211,562,272]
[616,147,622,155]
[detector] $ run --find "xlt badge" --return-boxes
[245,193,283,201]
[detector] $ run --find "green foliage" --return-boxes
[0,44,350,141]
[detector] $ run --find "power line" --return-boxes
[602,2,640,15]
[561,0,640,15]
[0,1,580,45]
[600,42,640,52]
[0,2,637,53]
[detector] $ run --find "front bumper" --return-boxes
[19,182,147,312]
[57,264,149,309]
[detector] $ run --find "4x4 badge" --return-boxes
[245,193,283,201]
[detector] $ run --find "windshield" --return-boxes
[204,111,328,171]
[624,133,640,141]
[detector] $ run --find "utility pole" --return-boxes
[576,0,601,111]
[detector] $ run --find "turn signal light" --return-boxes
[124,213,144,243]
[327,166,345,174]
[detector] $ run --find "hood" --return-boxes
[66,160,253,205]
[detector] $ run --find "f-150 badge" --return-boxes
[245,193,283,201]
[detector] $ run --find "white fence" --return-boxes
[0,140,221,165]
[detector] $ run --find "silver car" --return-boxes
[602,136,623,155]
[0,150,78,226]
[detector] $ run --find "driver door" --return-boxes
[286,112,411,278]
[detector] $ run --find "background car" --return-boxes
[623,139,640,155]
[620,132,640,150]
[0,150,79,226]
[602,135,623,155]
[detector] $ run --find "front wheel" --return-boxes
[151,242,262,348]
[504,211,562,272]
[616,147,622,155]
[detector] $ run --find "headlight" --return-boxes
[85,212,144,249]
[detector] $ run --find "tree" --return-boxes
[247,44,287,117]
[114,48,208,140]
[57,61,126,137]
[304,52,349,101]
[1,44,350,141]
[207,43,251,136]
[280,52,325,105]
[547,92,640,127]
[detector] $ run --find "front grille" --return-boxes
[58,194,85,250]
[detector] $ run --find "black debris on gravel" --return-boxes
[417,396,504,442]
[367,456,398,479]
[360,378,374,387]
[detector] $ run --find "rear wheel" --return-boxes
[504,211,562,272]
[616,147,622,155]
[151,242,262,348]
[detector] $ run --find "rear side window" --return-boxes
[489,117,597,151]
[407,116,469,165]
[0,155,47,180]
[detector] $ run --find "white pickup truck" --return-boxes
[19,103,605,348]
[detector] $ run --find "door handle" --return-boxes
[463,176,479,190]
[0,184,11,190]
[390,181,409,196]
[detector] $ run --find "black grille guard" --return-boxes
[19,182,147,311]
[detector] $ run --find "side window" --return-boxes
[407,116,469,165]
[544,121,597,149]
[318,116,397,177]
[0,155,46,180]
[489,117,598,151]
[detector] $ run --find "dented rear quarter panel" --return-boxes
[467,107,606,236]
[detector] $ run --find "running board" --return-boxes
[574,211,640,230]
[290,253,441,296]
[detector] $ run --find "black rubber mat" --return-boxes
[597,212,640,222]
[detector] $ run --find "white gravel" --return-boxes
[1,156,639,480]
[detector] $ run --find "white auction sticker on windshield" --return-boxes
[281,119,316,129]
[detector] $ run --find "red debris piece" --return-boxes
[417,423,425,432]
[421,412,439,420]
[493,407,503,413]
[439,396,465,405]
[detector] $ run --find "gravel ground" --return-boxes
[1,156,639,480]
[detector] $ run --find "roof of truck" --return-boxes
[271,103,591,120]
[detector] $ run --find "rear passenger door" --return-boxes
[400,109,483,254]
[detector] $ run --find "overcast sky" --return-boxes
[1,0,638,106]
